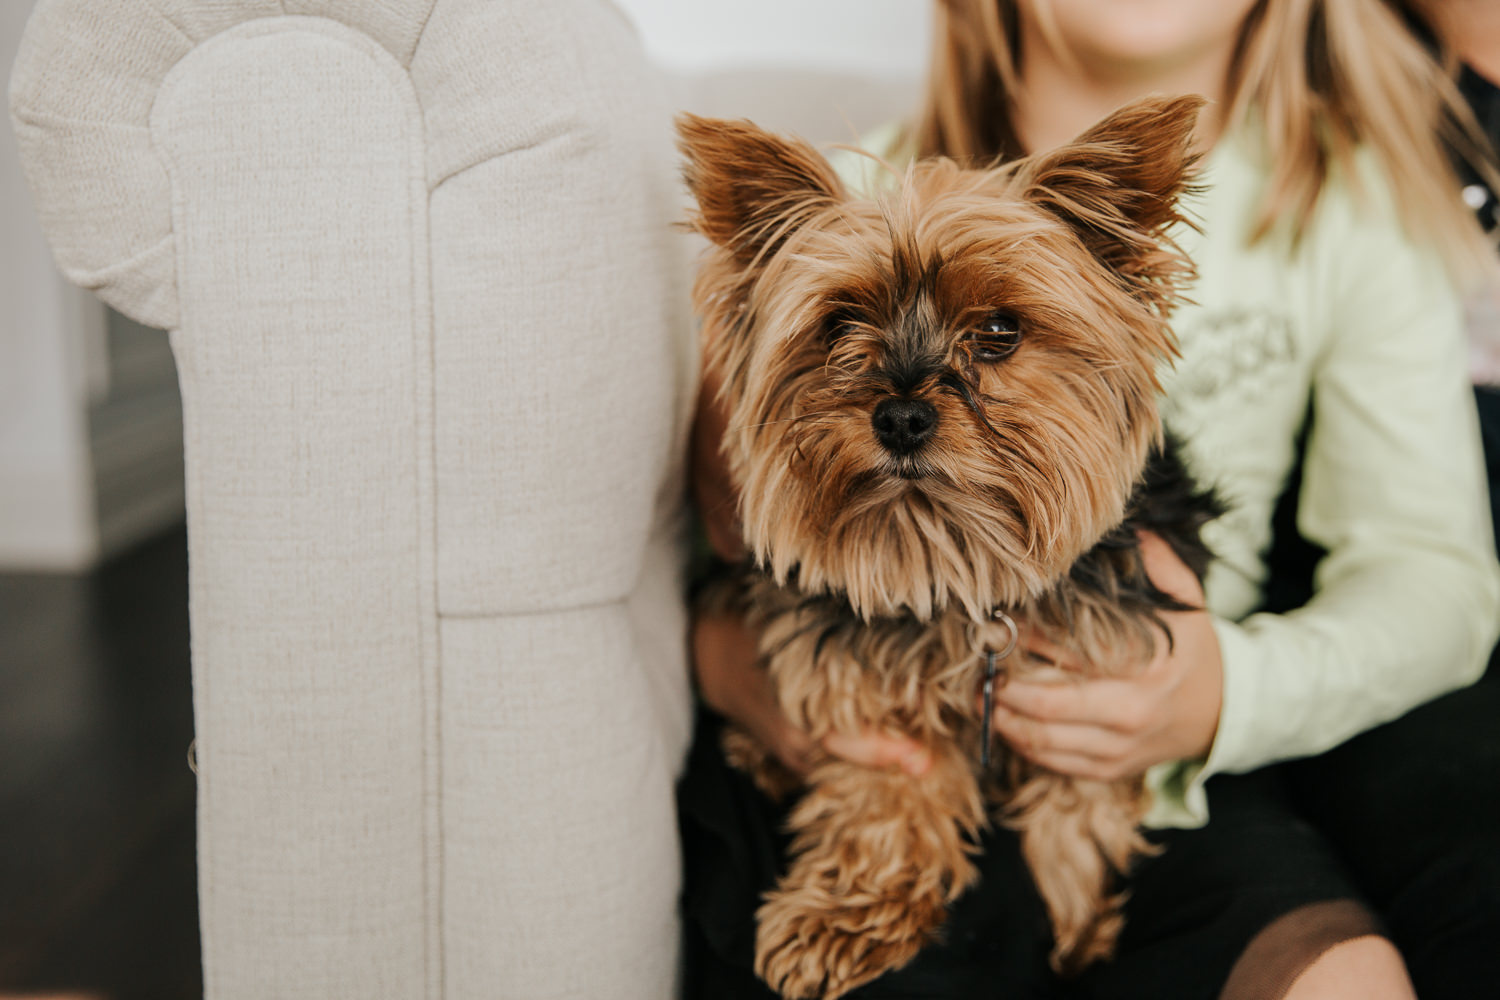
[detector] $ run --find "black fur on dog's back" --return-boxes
[1062,432,1225,641]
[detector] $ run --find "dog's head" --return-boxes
[680,96,1201,620]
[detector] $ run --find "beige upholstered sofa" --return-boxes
[9,1,911,996]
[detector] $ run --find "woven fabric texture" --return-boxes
[9,2,693,997]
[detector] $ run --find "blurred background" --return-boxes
[0,1,927,997]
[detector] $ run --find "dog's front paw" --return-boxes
[754,888,941,999]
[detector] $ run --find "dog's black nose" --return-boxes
[871,398,938,455]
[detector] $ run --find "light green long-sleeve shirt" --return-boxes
[838,124,1500,827]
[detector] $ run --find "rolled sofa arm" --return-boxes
[9,2,694,997]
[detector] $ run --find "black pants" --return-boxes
[680,687,1500,999]
[1281,660,1500,1000]
[680,712,1403,1000]
[1258,385,1500,998]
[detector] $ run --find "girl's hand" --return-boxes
[692,608,932,779]
[990,531,1223,781]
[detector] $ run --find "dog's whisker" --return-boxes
[741,411,839,430]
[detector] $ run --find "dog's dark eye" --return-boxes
[966,311,1022,362]
[824,310,859,348]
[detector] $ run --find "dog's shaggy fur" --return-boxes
[680,95,1220,999]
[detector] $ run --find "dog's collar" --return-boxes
[976,609,1018,770]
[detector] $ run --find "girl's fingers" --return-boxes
[822,730,932,776]
[990,703,1133,761]
[1011,748,1134,783]
[1019,632,1085,671]
[994,678,1152,733]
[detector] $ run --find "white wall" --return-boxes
[613,0,931,77]
[1,0,107,570]
[616,0,931,145]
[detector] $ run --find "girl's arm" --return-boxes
[1199,206,1500,789]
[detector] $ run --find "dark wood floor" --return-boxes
[0,527,202,1000]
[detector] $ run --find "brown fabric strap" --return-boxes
[1219,898,1384,1000]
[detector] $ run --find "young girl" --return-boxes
[681,2,1500,997]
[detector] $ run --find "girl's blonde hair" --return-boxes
[916,0,1496,277]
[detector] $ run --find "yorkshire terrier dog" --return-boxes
[679,95,1219,999]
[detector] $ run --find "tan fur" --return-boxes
[680,97,1202,998]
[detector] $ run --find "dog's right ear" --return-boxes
[1017,95,1203,315]
[676,113,845,265]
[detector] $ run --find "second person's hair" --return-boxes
[916,0,1495,277]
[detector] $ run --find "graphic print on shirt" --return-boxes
[1161,306,1298,440]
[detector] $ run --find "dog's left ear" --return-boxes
[1018,95,1203,310]
[677,113,846,266]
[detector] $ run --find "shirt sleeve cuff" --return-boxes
[1142,615,1262,829]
